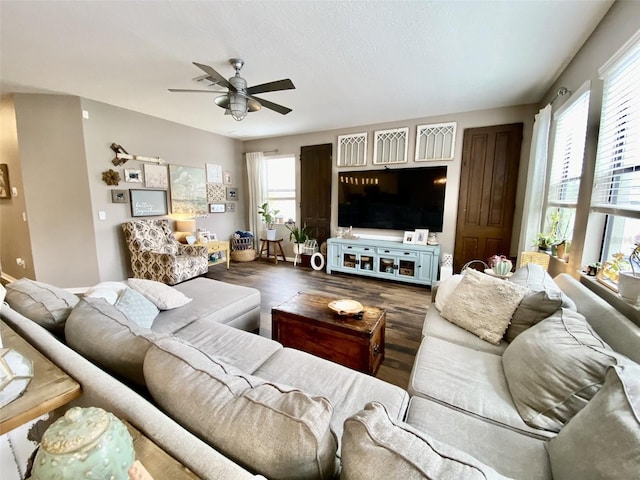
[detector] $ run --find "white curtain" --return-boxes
[517,104,552,263]
[246,151,266,249]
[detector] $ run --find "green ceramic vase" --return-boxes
[31,407,135,480]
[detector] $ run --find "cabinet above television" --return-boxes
[337,166,447,232]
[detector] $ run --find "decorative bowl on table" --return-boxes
[328,299,364,316]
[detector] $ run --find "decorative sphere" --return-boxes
[31,407,135,480]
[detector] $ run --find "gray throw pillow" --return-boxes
[144,337,338,479]
[547,364,640,480]
[506,263,575,342]
[65,297,164,386]
[341,402,511,480]
[503,308,630,432]
[5,278,79,334]
[441,268,527,345]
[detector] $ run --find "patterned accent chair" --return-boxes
[122,219,208,285]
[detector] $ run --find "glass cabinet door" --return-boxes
[379,257,395,274]
[398,259,416,278]
[360,255,374,272]
[342,253,357,269]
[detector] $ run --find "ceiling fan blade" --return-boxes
[168,88,226,93]
[193,62,234,91]
[246,79,295,96]
[249,95,292,115]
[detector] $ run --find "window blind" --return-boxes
[591,33,640,215]
[547,89,590,207]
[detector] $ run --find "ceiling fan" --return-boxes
[169,59,295,121]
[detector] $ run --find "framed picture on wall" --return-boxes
[223,171,232,185]
[0,164,11,199]
[130,189,168,217]
[111,189,128,203]
[124,168,143,183]
[144,164,168,189]
[226,187,238,200]
[209,203,225,213]
[225,202,236,212]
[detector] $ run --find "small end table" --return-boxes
[259,238,286,264]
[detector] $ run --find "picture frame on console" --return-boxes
[403,231,415,244]
[414,229,429,245]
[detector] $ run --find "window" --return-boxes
[265,155,296,222]
[591,32,640,266]
[544,84,590,244]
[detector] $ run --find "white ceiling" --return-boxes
[0,1,613,141]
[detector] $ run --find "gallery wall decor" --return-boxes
[169,165,207,215]
[226,187,238,201]
[124,168,142,183]
[144,164,169,189]
[337,133,367,167]
[207,183,226,203]
[226,202,236,213]
[223,171,233,185]
[206,164,223,183]
[209,203,225,213]
[111,189,128,203]
[130,189,168,217]
[373,127,409,165]
[415,122,457,161]
[102,169,121,186]
[0,164,11,199]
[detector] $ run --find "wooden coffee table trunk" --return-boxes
[271,293,385,375]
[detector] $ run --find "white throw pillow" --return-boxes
[84,281,129,305]
[434,274,463,311]
[127,278,192,310]
[441,269,527,345]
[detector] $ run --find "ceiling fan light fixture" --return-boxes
[229,93,248,121]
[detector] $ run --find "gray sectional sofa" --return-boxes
[1,265,639,479]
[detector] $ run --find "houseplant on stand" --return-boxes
[258,202,280,241]
[286,223,311,266]
[617,234,640,304]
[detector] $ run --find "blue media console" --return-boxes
[326,237,440,286]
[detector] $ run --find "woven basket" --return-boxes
[231,248,256,262]
[519,251,550,270]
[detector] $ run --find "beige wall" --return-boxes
[79,98,246,281]
[244,105,539,260]
[0,96,35,280]
[0,94,245,285]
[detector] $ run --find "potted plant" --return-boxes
[617,234,640,304]
[286,223,310,251]
[258,202,280,240]
[533,233,553,252]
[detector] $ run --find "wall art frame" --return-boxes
[111,189,128,203]
[373,127,409,165]
[169,165,207,215]
[225,202,236,213]
[124,168,143,183]
[209,203,225,213]
[415,122,457,162]
[337,133,368,167]
[226,187,238,201]
[144,164,168,189]
[0,164,11,199]
[206,164,223,183]
[130,189,168,217]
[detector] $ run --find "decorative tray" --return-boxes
[328,299,364,316]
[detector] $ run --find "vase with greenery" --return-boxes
[258,202,280,240]
[286,223,311,256]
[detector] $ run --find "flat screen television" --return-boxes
[338,166,447,232]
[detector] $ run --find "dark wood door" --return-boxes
[300,144,332,245]
[454,123,523,272]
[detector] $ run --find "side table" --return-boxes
[0,321,81,434]
[259,238,286,264]
[199,240,230,269]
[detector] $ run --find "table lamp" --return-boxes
[175,219,196,244]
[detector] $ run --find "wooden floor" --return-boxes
[206,258,432,389]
